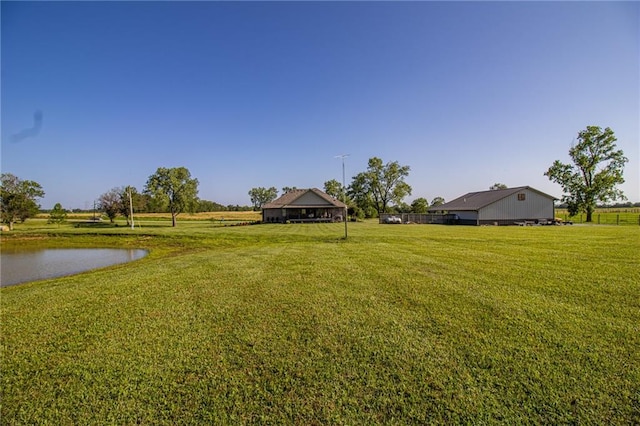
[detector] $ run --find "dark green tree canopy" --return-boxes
[545,126,628,222]
[347,174,375,217]
[248,187,278,211]
[1,173,45,230]
[323,179,344,200]
[411,197,429,213]
[349,157,411,216]
[145,167,199,227]
[490,183,507,190]
[430,196,445,207]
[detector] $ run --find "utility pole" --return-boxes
[335,154,349,239]
[128,187,135,230]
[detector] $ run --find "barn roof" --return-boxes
[263,188,347,209]
[428,186,556,212]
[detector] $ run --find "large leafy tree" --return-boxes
[98,187,123,223]
[348,175,375,217]
[349,157,411,216]
[145,167,199,227]
[411,197,429,213]
[430,196,445,207]
[323,179,345,200]
[248,187,278,211]
[545,126,628,222]
[1,173,45,230]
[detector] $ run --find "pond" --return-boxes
[1,248,148,287]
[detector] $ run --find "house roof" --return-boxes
[262,188,347,209]
[428,186,556,212]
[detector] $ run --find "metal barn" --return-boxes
[427,186,556,225]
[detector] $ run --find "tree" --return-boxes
[430,197,445,207]
[144,192,166,213]
[248,187,277,211]
[545,126,628,222]
[396,202,412,214]
[323,179,344,200]
[490,183,507,190]
[48,203,67,226]
[99,187,123,223]
[347,174,375,218]
[349,157,411,216]
[281,186,297,194]
[145,167,199,227]
[411,197,429,213]
[1,173,45,230]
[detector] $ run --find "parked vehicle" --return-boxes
[384,215,402,224]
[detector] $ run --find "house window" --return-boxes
[517,193,526,201]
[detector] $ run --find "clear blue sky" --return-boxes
[2,1,638,209]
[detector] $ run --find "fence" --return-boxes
[379,213,446,224]
[380,212,640,226]
[560,213,640,226]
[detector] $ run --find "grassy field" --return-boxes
[1,221,639,424]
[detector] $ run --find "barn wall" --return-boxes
[479,189,554,221]
[448,210,479,225]
[451,210,478,221]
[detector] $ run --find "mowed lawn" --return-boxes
[1,222,638,424]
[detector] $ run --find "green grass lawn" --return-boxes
[1,222,639,424]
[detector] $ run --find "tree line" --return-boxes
[93,167,250,227]
[0,167,249,229]
[1,126,630,228]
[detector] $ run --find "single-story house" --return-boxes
[428,186,556,225]
[262,188,347,223]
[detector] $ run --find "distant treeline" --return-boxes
[51,200,640,215]
[42,199,253,214]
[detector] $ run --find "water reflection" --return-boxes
[0,248,148,287]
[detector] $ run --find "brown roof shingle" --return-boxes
[263,188,347,209]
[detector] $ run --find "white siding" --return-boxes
[479,188,554,221]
